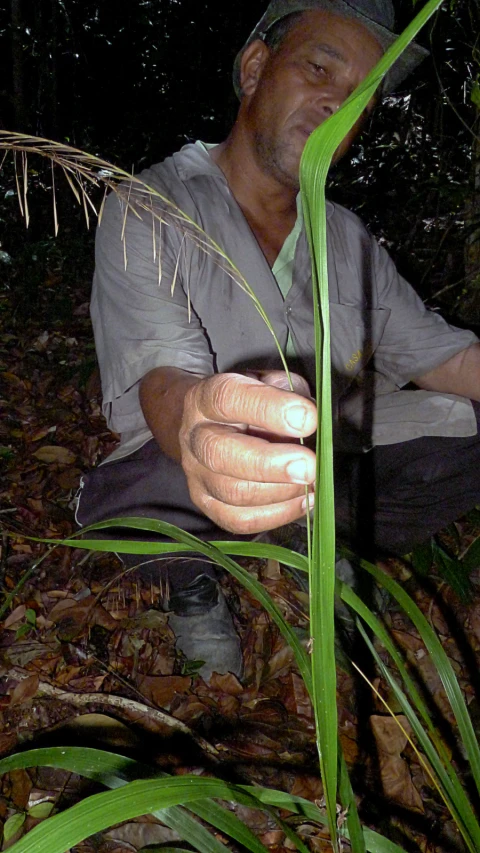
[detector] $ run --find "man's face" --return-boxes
[240,10,384,190]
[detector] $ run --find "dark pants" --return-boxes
[335,399,480,555]
[77,401,480,586]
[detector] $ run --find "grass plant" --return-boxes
[2,1,480,851]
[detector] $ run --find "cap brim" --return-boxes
[232,0,429,97]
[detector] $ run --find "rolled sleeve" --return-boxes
[372,240,478,387]
[91,191,214,433]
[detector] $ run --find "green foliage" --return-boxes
[471,77,480,109]
[412,536,476,601]
[3,813,26,844]
[14,607,37,640]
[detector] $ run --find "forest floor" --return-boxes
[2,243,480,853]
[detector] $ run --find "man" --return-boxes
[77,0,480,680]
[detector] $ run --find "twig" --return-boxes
[9,668,219,759]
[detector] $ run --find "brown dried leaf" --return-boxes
[55,714,142,751]
[263,559,282,579]
[370,714,424,812]
[266,644,295,679]
[0,733,18,756]
[9,675,39,707]
[49,595,119,639]
[105,822,179,848]
[290,774,323,802]
[56,468,82,490]
[291,672,313,719]
[208,672,243,695]
[9,769,33,810]
[136,675,191,708]
[240,698,288,726]
[30,425,55,441]
[32,445,76,465]
[3,605,27,630]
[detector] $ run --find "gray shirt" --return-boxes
[91,142,478,461]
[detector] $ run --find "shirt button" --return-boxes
[285,306,292,315]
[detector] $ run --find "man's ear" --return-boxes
[240,39,270,97]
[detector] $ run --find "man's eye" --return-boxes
[309,62,326,75]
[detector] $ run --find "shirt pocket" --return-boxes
[329,304,391,388]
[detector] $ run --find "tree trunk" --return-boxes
[11,0,28,131]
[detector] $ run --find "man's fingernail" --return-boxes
[286,459,308,483]
[285,405,306,431]
[301,493,315,513]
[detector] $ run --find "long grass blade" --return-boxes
[0,748,263,853]
[339,581,454,767]
[356,624,480,853]
[0,744,308,853]
[0,747,409,853]
[3,777,273,853]
[299,2,445,845]
[339,583,478,836]
[42,516,313,693]
[345,551,480,799]
[25,526,309,572]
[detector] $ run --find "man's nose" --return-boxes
[316,85,351,118]
[319,100,341,118]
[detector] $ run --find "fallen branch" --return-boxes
[7,668,219,760]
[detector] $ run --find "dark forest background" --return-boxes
[0,0,478,328]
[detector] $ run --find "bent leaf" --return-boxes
[299,0,444,846]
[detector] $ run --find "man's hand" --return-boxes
[140,367,317,534]
[180,372,317,533]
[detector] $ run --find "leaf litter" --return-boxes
[1,229,480,850]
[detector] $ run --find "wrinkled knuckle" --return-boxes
[194,428,222,471]
[209,374,239,420]
[225,478,254,507]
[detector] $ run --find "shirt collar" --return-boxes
[174,141,334,218]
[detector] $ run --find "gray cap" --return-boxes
[233,0,429,97]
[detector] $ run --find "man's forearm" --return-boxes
[139,366,205,461]
[414,343,480,401]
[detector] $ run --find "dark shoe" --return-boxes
[168,574,243,681]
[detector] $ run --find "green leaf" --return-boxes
[432,540,473,602]
[299,0,445,846]
[4,812,26,843]
[15,624,32,640]
[39,517,313,695]
[27,803,54,819]
[28,530,309,573]
[0,747,409,853]
[4,777,267,853]
[357,623,480,853]
[345,552,480,807]
[471,79,480,109]
[411,538,434,576]
[25,608,37,626]
[339,578,480,851]
[180,658,206,676]
[0,748,278,853]
[461,535,480,572]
